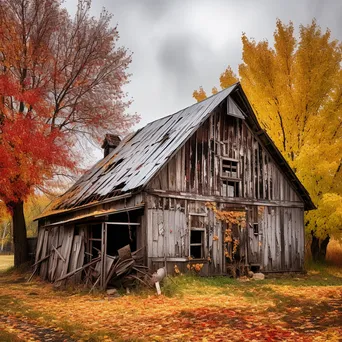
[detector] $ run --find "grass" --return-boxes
[0,254,14,271]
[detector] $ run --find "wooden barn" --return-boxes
[34,83,315,287]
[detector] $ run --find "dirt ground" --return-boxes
[0,260,341,341]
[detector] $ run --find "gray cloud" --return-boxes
[63,0,342,163]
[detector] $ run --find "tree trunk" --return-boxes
[319,235,330,261]
[10,200,29,267]
[311,231,330,262]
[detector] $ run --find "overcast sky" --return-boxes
[64,0,342,161]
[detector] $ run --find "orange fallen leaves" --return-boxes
[0,272,341,341]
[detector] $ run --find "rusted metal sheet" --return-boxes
[45,84,240,213]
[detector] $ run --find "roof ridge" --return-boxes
[142,82,239,127]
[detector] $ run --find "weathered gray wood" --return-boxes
[55,257,101,283]
[35,228,45,263]
[100,223,107,289]
[54,225,74,282]
[39,230,49,280]
[68,235,83,283]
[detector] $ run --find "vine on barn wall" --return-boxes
[206,202,246,262]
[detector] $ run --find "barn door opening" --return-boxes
[221,208,247,277]
[247,206,263,271]
[106,210,143,256]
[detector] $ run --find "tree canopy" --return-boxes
[193,20,342,252]
[0,0,139,265]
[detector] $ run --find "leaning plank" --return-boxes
[28,253,51,282]
[35,228,45,263]
[39,230,50,280]
[74,235,85,283]
[52,244,65,262]
[54,257,101,283]
[32,253,51,267]
[68,235,82,283]
[48,227,60,282]
[55,225,74,281]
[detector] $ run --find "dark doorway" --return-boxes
[106,210,142,256]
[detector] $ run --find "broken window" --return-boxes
[253,223,259,235]
[189,213,206,259]
[249,206,260,236]
[190,230,204,258]
[221,158,240,197]
[221,158,239,178]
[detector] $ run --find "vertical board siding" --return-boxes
[260,206,304,272]
[146,98,305,273]
[147,100,301,205]
[147,197,187,260]
[146,196,225,275]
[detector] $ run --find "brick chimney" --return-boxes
[101,134,121,158]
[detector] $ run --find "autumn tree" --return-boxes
[0,0,139,266]
[193,20,342,261]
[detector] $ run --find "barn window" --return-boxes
[221,158,240,197]
[190,230,204,258]
[253,223,259,235]
[221,158,239,178]
[189,213,206,259]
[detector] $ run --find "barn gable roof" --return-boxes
[38,83,315,219]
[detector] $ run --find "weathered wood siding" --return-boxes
[146,99,305,273]
[147,104,301,205]
[261,206,304,271]
[146,196,225,274]
[146,196,304,273]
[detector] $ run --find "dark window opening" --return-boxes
[251,265,260,272]
[190,230,204,259]
[253,223,259,235]
[190,245,202,259]
[106,211,141,256]
[87,211,141,261]
[190,230,203,244]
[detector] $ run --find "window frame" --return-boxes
[220,157,240,180]
[220,157,241,197]
[189,213,207,259]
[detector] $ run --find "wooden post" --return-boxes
[100,223,107,290]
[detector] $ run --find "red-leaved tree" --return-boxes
[0,0,139,266]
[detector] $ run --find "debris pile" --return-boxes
[29,242,154,291]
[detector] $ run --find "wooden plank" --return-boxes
[100,223,107,289]
[68,235,83,283]
[35,228,45,263]
[280,207,285,271]
[52,244,65,262]
[48,227,59,282]
[55,225,74,282]
[147,191,304,208]
[39,229,49,280]
[105,222,140,226]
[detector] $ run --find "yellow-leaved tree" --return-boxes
[193,20,342,261]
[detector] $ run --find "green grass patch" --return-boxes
[160,263,342,297]
[0,255,14,271]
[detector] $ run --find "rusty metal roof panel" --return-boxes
[44,84,239,212]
